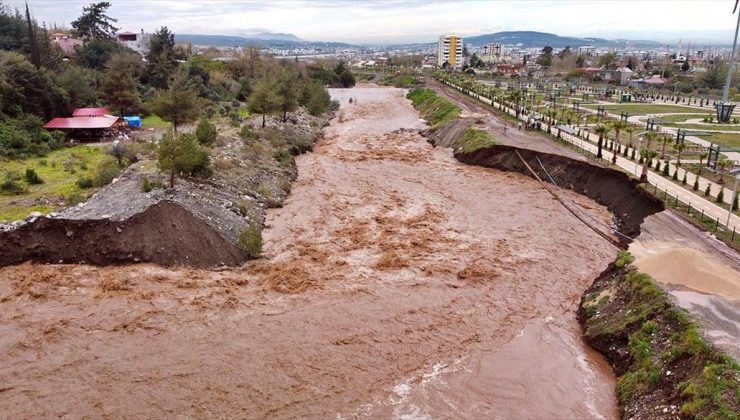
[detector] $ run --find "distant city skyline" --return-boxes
[7,0,740,45]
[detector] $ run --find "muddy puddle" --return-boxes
[1,86,618,418]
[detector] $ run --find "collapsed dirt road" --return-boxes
[1,86,619,418]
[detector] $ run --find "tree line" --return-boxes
[0,1,350,159]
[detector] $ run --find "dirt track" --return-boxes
[0,86,619,418]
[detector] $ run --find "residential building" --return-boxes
[578,45,596,56]
[437,34,463,68]
[50,32,82,56]
[117,29,151,55]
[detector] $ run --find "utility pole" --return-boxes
[716,0,740,122]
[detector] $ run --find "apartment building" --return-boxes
[437,34,463,68]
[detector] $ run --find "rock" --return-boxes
[26,211,43,220]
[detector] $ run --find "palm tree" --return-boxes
[640,132,659,182]
[594,124,610,159]
[625,126,636,148]
[611,121,628,164]
[673,141,686,166]
[658,132,673,159]
[717,156,734,184]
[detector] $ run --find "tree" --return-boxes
[247,75,279,127]
[0,51,69,119]
[276,66,299,122]
[146,26,177,88]
[681,60,690,72]
[575,54,586,68]
[716,156,733,185]
[658,133,673,159]
[195,118,217,146]
[158,131,211,188]
[24,3,40,68]
[673,141,686,166]
[594,124,610,159]
[100,52,142,116]
[536,46,553,68]
[639,132,658,182]
[71,2,118,39]
[610,121,628,164]
[598,52,617,70]
[56,65,98,109]
[74,37,124,70]
[303,81,332,116]
[150,66,201,134]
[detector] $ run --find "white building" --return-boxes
[437,34,463,68]
[578,45,596,56]
[117,30,151,55]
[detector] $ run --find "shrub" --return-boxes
[662,161,670,176]
[682,173,687,185]
[140,177,164,193]
[93,157,121,187]
[65,192,87,206]
[238,225,262,257]
[615,250,635,268]
[24,168,43,184]
[273,148,293,166]
[705,184,711,197]
[733,193,739,211]
[76,177,93,189]
[716,189,724,203]
[239,125,258,142]
[195,118,218,146]
[0,171,27,195]
[693,178,700,191]
[671,169,678,180]
[284,135,313,155]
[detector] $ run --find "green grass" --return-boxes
[142,115,171,129]
[406,88,461,128]
[582,254,740,418]
[696,132,740,149]
[453,127,498,153]
[583,103,704,115]
[238,108,250,118]
[649,114,711,123]
[0,145,109,221]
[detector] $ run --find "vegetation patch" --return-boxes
[406,88,461,129]
[579,254,739,419]
[453,127,498,154]
[238,225,262,258]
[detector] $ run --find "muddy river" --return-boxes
[0,86,619,418]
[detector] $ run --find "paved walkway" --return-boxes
[440,80,740,232]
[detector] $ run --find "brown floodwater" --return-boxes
[0,86,618,418]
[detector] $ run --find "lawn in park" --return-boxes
[696,132,740,149]
[583,103,705,115]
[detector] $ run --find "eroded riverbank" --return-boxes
[0,86,619,418]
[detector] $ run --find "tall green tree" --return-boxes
[247,75,279,127]
[610,121,628,164]
[640,132,658,182]
[71,2,118,39]
[146,26,177,88]
[276,66,298,122]
[74,37,124,70]
[57,65,98,109]
[536,46,553,68]
[100,52,142,116]
[150,66,200,133]
[0,51,69,119]
[593,124,610,159]
[24,3,40,68]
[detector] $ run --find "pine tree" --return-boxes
[100,52,142,117]
[705,184,711,197]
[693,178,699,191]
[733,193,739,211]
[150,66,201,134]
[682,172,687,185]
[717,189,724,203]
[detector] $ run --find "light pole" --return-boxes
[716,2,740,123]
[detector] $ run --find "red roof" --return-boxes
[44,116,120,130]
[72,107,110,117]
[118,31,136,36]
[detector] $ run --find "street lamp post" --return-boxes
[716,4,740,123]
[727,173,738,227]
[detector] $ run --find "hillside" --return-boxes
[174,34,353,49]
[464,31,662,49]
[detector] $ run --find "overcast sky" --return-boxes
[8,0,740,44]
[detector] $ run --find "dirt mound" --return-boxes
[0,200,247,268]
[456,144,664,240]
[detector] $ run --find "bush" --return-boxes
[239,125,258,142]
[733,193,739,211]
[140,177,164,193]
[682,173,687,185]
[195,118,218,146]
[693,178,700,191]
[93,157,121,187]
[238,225,262,257]
[716,189,724,203]
[76,177,94,189]
[24,168,43,184]
[158,132,212,185]
[0,171,27,195]
[705,184,711,197]
[0,116,63,158]
[273,148,293,166]
[453,127,498,153]
[615,250,635,268]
